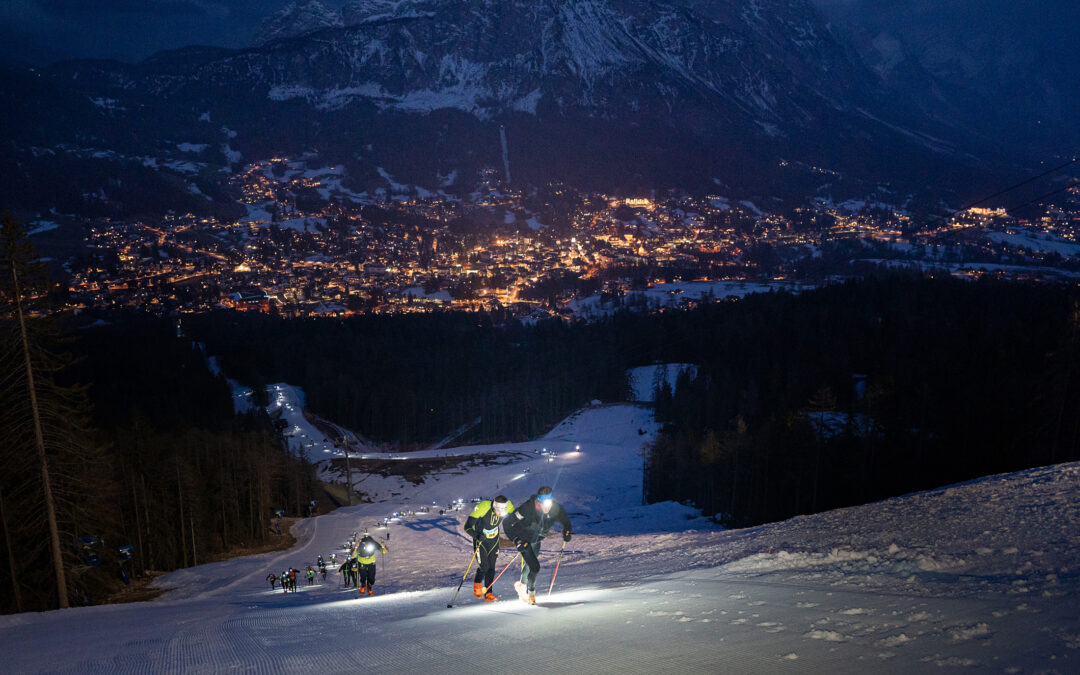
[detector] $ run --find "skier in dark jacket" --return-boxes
[266,572,277,590]
[502,486,572,604]
[352,534,388,596]
[463,495,514,602]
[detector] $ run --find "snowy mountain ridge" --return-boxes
[0,0,1035,216]
[241,0,859,125]
[255,0,344,46]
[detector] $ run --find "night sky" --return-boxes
[0,0,323,65]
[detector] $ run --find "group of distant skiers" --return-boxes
[266,568,300,593]
[465,486,572,605]
[267,535,389,596]
[266,558,331,594]
[262,485,570,605]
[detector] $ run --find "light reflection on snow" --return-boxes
[304,590,432,613]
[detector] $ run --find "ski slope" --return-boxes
[2,404,1079,673]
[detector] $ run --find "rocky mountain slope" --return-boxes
[0,0,1033,219]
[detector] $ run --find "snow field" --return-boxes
[1,398,1078,673]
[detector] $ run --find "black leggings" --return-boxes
[358,562,376,587]
[473,541,500,588]
[518,541,541,592]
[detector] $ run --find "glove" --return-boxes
[514,538,527,548]
[563,531,572,543]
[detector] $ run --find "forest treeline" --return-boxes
[0,314,321,614]
[645,277,1080,527]
[2,214,319,613]
[184,311,632,444]
[190,275,1080,532]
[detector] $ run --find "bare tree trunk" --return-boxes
[0,486,24,613]
[248,459,255,541]
[177,463,188,568]
[190,514,197,567]
[342,438,353,506]
[295,457,302,515]
[141,474,153,570]
[10,262,68,608]
[258,459,267,542]
[131,474,144,576]
[220,488,228,550]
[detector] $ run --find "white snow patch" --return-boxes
[627,363,697,402]
[221,144,242,165]
[27,220,60,236]
[513,88,544,114]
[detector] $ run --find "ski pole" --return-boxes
[482,552,522,594]
[447,545,480,608]
[546,539,567,598]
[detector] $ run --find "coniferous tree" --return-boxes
[1,210,68,608]
[0,211,111,611]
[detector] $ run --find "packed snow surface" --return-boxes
[3,403,1079,673]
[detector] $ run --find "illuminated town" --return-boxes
[57,159,1080,318]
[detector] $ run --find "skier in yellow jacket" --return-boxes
[463,495,514,601]
[352,534,388,596]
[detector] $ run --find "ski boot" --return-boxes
[484,591,498,602]
[513,580,527,602]
[473,582,483,598]
[366,586,374,596]
[528,590,536,605]
[358,583,368,596]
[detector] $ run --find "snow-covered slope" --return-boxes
[2,403,1078,673]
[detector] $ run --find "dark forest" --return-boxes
[5,272,1080,613]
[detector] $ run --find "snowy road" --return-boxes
[3,404,1079,673]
